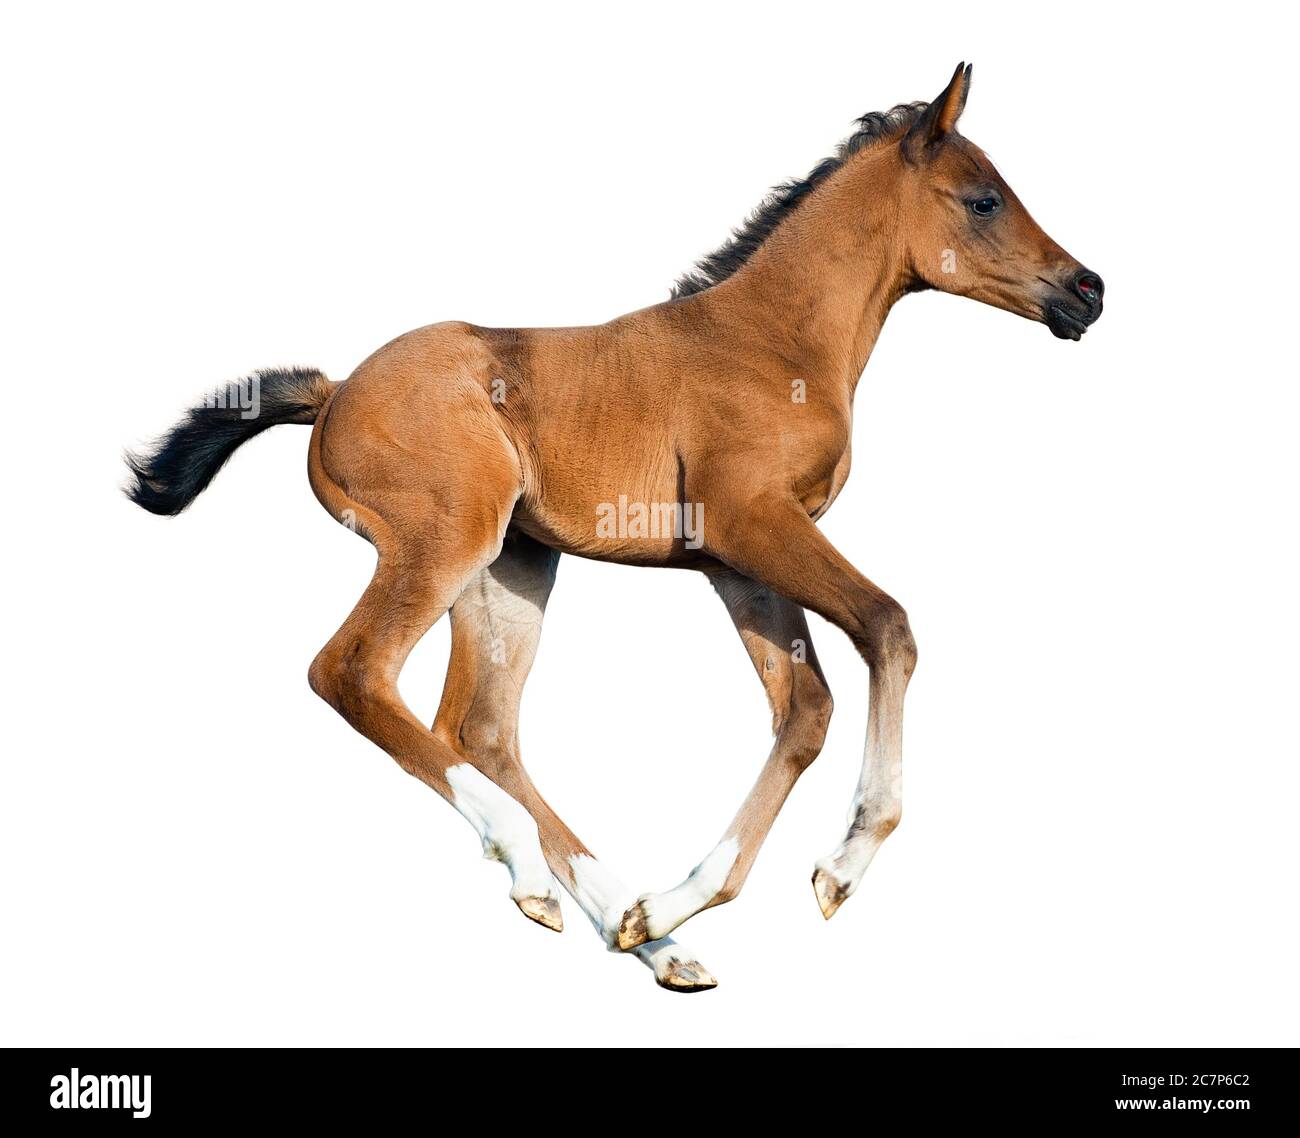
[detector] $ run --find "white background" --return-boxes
[3,1,1297,1047]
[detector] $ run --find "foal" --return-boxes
[127,64,1103,991]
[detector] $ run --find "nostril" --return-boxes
[1074,271,1104,304]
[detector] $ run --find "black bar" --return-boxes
[4,1047,1294,1126]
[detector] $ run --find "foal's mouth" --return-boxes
[1044,302,1097,341]
[1040,270,1104,341]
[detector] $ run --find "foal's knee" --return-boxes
[782,676,834,772]
[860,597,917,677]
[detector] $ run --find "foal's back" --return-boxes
[316,298,850,568]
[316,307,720,567]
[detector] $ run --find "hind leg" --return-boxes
[307,401,562,932]
[433,532,717,992]
[309,542,563,929]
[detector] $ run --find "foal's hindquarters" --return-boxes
[305,324,717,989]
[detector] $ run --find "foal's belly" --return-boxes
[511,460,714,569]
[509,412,852,568]
[510,511,719,569]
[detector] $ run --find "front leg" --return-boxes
[699,490,917,919]
[617,571,833,948]
[810,645,907,919]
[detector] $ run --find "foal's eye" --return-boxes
[969,196,1001,217]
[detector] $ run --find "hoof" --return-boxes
[654,956,718,993]
[812,866,850,921]
[515,894,563,932]
[616,899,651,951]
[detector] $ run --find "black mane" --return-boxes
[671,102,928,299]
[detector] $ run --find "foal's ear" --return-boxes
[903,62,973,163]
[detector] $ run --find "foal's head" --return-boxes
[898,63,1104,340]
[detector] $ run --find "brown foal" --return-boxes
[127,63,1103,991]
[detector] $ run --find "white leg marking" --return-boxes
[446,763,556,903]
[568,854,636,948]
[636,836,739,941]
[816,767,899,891]
[813,675,904,919]
[567,855,716,988]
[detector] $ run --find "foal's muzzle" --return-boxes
[1044,267,1104,341]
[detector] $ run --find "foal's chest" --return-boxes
[801,442,852,520]
[786,400,854,521]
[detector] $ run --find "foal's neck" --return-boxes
[702,146,912,398]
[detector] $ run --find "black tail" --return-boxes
[125,366,335,516]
